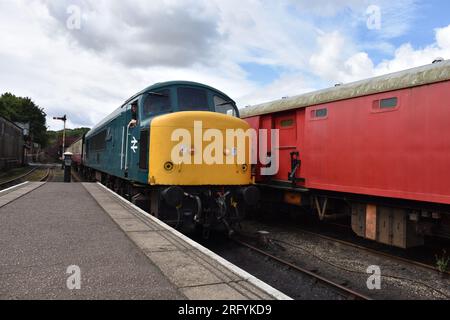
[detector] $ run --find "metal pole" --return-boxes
[53,115,68,167]
[62,117,66,157]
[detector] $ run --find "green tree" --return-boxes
[0,93,48,147]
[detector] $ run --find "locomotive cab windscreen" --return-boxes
[214,96,238,117]
[143,90,172,117]
[140,86,239,119]
[178,87,209,112]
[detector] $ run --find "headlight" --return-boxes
[164,162,174,171]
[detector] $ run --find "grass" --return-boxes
[26,169,50,182]
[436,250,449,273]
[0,166,33,183]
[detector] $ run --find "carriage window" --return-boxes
[143,90,171,116]
[311,108,328,119]
[280,119,294,128]
[380,97,398,109]
[214,96,237,116]
[178,87,209,111]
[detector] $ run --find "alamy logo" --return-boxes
[366,265,382,290]
[66,5,82,30]
[66,265,81,290]
[366,5,382,30]
[170,121,280,176]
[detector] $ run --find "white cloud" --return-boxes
[0,0,255,129]
[239,73,316,107]
[436,25,450,51]
[45,0,223,68]
[290,0,365,17]
[374,24,450,75]
[0,0,439,130]
[305,22,450,88]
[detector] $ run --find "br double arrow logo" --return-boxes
[131,136,138,153]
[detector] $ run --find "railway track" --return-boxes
[0,167,38,190]
[91,181,373,300]
[290,227,450,276]
[86,179,448,299]
[232,237,372,300]
[0,167,55,191]
[41,168,54,182]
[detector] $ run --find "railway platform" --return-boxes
[0,181,290,300]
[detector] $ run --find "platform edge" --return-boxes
[95,182,293,301]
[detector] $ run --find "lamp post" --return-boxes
[53,115,67,163]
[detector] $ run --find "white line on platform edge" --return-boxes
[0,181,29,194]
[96,182,293,301]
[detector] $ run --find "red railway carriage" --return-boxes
[65,136,83,168]
[241,60,450,248]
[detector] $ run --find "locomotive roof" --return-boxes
[86,81,234,138]
[122,81,234,108]
[239,60,450,118]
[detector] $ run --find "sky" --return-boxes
[0,0,450,130]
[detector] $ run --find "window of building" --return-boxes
[178,87,209,111]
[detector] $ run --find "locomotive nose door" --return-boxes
[122,101,140,180]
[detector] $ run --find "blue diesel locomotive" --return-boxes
[79,81,259,235]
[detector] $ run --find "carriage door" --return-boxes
[122,101,140,180]
[274,112,302,185]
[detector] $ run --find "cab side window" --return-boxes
[129,101,139,128]
[143,89,171,116]
[131,102,138,120]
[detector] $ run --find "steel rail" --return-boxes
[40,168,52,182]
[0,167,38,189]
[293,227,450,276]
[233,238,372,300]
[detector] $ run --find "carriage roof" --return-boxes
[240,60,450,118]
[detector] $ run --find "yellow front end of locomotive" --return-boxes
[148,112,253,186]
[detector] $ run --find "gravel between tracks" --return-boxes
[239,220,450,300]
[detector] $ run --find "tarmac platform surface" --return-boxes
[0,182,290,300]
